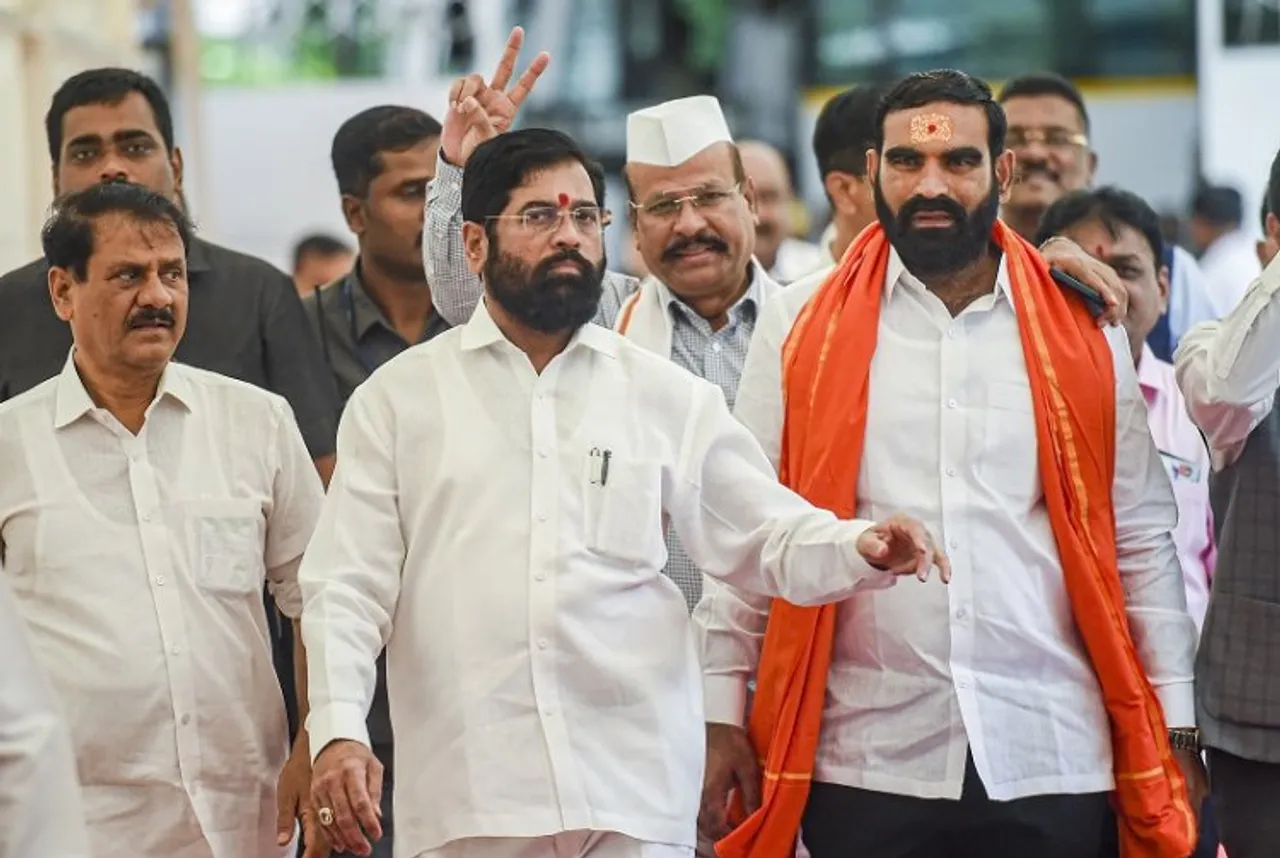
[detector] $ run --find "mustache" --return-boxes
[128,307,176,328]
[1016,160,1060,184]
[533,249,594,279]
[898,195,968,228]
[663,232,729,262]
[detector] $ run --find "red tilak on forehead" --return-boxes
[557,192,570,208]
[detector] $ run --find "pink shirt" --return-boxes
[1139,344,1216,633]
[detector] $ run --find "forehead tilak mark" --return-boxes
[909,113,954,144]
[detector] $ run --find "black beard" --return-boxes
[875,178,1001,276]
[484,242,605,334]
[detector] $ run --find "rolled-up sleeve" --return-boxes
[260,271,341,459]
[300,383,406,758]
[1108,328,1198,727]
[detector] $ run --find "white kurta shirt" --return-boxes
[300,299,894,858]
[0,576,90,858]
[696,249,1198,801]
[0,355,324,858]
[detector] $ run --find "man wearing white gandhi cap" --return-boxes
[423,30,779,612]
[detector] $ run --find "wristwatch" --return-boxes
[1168,727,1201,753]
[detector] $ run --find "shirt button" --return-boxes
[180,714,191,726]
[955,607,967,620]
[946,398,958,409]
[537,513,548,523]
[711,342,723,353]
[534,573,546,582]
[945,467,957,477]
[537,449,548,459]
[947,327,959,339]
[155,576,166,586]
[948,537,959,550]
[537,639,548,650]
[171,645,181,655]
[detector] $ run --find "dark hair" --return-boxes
[997,72,1091,132]
[42,183,193,281]
[1268,148,1280,228]
[1191,184,1244,227]
[46,68,175,164]
[331,106,443,198]
[462,128,606,227]
[874,70,1007,159]
[292,233,351,270]
[1035,186,1164,264]
[1262,191,1271,235]
[813,82,891,180]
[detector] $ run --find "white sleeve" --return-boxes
[666,381,893,607]
[1174,255,1280,470]
[300,383,407,758]
[264,399,326,620]
[1107,328,1197,727]
[0,576,92,858]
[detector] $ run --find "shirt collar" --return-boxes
[459,296,619,359]
[185,237,213,274]
[53,350,194,430]
[344,262,386,340]
[1137,342,1163,401]
[656,258,769,325]
[344,260,447,343]
[884,246,1013,305]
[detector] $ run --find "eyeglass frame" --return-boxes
[484,203,613,236]
[1005,127,1090,150]
[628,183,744,221]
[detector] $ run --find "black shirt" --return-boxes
[0,238,340,458]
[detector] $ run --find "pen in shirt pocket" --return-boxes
[587,447,612,486]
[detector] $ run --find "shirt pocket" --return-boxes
[980,380,1039,503]
[582,453,664,567]
[186,498,265,597]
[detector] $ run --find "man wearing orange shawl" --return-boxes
[695,71,1203,858]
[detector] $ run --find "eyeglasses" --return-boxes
[630,184,742,221]
[486,206,611,235]
[1006,127,1090,150]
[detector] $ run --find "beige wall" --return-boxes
[0,0,140,271]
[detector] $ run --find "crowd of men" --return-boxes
[2,23,1279,858]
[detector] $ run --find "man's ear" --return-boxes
[48,267,76,322]
[995,149,1016,202]
[462,221,489,276]
[341,195,366,236]
[1156,263,1171,316]
[823,171,857,217]
[171,145,186,198]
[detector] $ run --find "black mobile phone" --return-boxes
[1049,267,1107,316]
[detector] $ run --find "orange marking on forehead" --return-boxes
[909,113,954,144]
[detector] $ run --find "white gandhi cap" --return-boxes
[626,95,733,167]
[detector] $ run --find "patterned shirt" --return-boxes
[425,156,766,609]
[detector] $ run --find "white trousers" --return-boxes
[418,831,693,858]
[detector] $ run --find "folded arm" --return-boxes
[1174,256,1280,470]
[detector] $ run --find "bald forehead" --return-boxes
[882,102,991,154]
[738,141,790,187]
